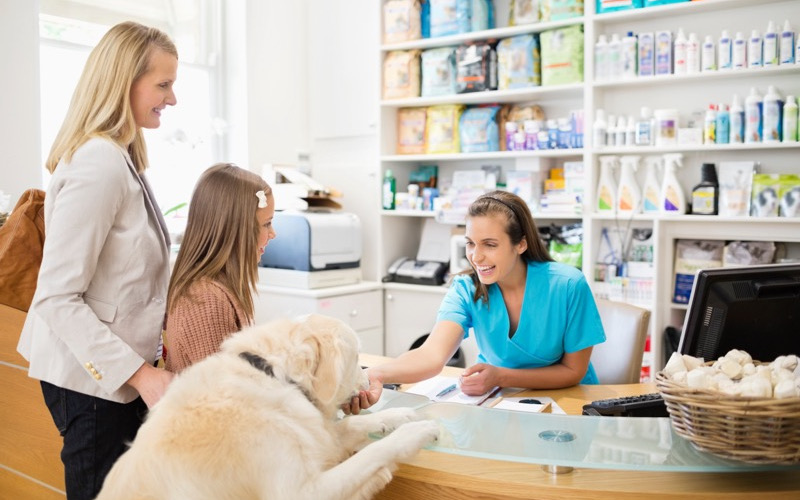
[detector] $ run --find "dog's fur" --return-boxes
[96,314,439,500]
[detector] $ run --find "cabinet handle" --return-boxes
[350,309,358,317]
[387,294,393,301]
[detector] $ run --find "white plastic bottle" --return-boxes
[593,109,608,148]
[641,156,662,214]
[660,153,686,215]
[673,28,688,75]
[686,32,701,74]
[626,115,636,145]
[762,85,784,142]
[763,21,778,67]
[745,87,763,143]
[616,115,627,146]
[622,31,638,79]
[635,106,655,146]
[716,103,730,145]
[596,156,619,212]
[730,93,745,144]
[701,35,716,72]
[780,20,795,65]
[732,32,747,69]
[608,33,622,79]
[703,104,717,144]
[617,156,642,214]
[748,30,763,68]
[595,34,609,81]
[718,30,732,70]
[783,95,798,142]
[607,114,617,146]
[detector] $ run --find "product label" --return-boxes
[692,187,716,214]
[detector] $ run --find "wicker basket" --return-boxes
[656,366,800,464]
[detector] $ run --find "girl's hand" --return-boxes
[459,363,500,396]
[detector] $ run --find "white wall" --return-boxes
[0,0,42,207]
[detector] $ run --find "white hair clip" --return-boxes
[256,190,268,208]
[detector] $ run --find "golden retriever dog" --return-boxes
[96,314,439,500]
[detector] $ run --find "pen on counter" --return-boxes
[434,383,458,399]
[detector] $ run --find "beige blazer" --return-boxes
[18,138,170,403]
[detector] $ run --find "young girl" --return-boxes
[367,190,606,398]
[164,163,275,373]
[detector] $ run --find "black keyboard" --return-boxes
[582,392,668,417]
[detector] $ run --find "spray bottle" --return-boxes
[660,153,686,215]
[617,156,642,214]
[596,156,619,212]
[642,156,662,214]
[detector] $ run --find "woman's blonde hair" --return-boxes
[167,163,272,321]
[46,21,177,174]
[462,190,553,303]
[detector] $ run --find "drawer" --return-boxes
[315,290,382,332]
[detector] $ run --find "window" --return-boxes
[39,0,224,214]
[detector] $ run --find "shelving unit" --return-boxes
[377,0,800,369]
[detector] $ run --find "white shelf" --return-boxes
[595,142,800,155]
[592,0,767,24]
[593,64,800,90]
[381,17,585,52]
[382,209,435,218]
[590,213,800,224]
[380,83,584,108]
[382,149,584,162]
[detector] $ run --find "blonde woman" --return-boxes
[164,163,275,373]
[17,22,178,500]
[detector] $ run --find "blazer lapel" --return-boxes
[123,155,171,250]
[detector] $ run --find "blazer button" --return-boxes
[85,362,93,369]
[94,373,102,380]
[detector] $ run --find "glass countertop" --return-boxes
[368,390,800,473]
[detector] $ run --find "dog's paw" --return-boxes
[389,419,440,456]
[374,407,420,435]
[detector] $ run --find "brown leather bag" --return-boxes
[0,189,45,311]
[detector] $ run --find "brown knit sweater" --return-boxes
[164,279,250,373]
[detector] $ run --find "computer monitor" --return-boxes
[678,263,800,362]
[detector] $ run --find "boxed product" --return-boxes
[638,32,655,76]
[540,25,584,86]
[644,0,689,6]
[421,47,458,97]
[654,30,672,75]
[497,34,541,90]
[596,0,643,14]
[672,239,724,304]
[455,42,498,93]
[396,107,427,154]
[383,50,421,99]
[383,0,422,44]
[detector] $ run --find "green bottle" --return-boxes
[382,169,396,210]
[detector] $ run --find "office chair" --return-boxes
[590,298,651,384]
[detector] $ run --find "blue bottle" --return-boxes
[716,103,730,144]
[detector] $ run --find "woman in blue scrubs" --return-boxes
[366,190,606,399]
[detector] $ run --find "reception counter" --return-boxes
[359,354,800,500]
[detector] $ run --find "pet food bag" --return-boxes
[497,35,541,90]
[421,47,458,97]
[456,42,498,93]
[750,173,781,217]
[429,0,464,37]
[383,50,421,99]
[718,161,755,217]
[778,174,800,218]
[509,0,541,25]
[383,0,422,43]
[396,107,427,154]
[542,0,584,21]
[672,239,723,304]
[426,104,464,154]
[723,241,776,267]
[540,25,584,86]
[459,106,500,153]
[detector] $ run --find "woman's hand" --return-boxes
[459,363,501,396]
[126,363,174,408]
[341,369,383,415]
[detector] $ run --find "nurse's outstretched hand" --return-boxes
[341,370,383,415]
[459,363,500,396]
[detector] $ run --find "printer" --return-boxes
[259,210,362,288]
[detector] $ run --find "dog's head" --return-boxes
[220,314,368,418]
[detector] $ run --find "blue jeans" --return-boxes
[40,381,147,500]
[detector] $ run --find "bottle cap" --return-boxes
[701,163,718,184]
[385,169,393,177]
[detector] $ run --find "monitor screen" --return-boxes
[678,263,800,362]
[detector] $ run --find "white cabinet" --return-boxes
[254,281,384,355]
[377,0,800,372]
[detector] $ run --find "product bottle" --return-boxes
[642,156,662,213]
[660,153,686,215]
[780,20,795,65]
[763,21,778,66]
[744,87,763,143]
[622,31,638,79]
[673,28,688,75]
[748,30,763,68]
[718,30,732,70]
[617,156,642,213]
[783,95,799,142]
[732,31,747,69]
[762,85,784,142]
[616,115,627,146]
[595,34,609,81]
[382,169,396,210]
[635,106,655,146]
[691,163,719,215]
[716,104,730,144]
[608,33,622,79]
[686,32,701,74]
[730,94,745,144]
[703,104,717,144]
[701,35,716,72]
[607,114,617,146]
[593,109,608,148]
[596,156,619,212]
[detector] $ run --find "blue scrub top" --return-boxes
[437,260,606,384]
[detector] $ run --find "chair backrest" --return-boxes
[591,299,651,384]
